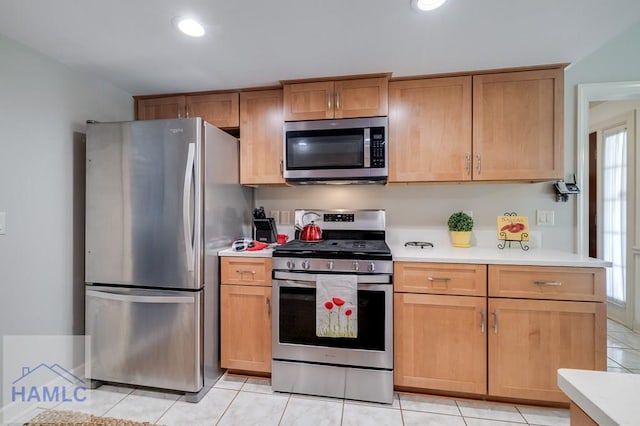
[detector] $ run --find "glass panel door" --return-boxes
[602,126,627,306]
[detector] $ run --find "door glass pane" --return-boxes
[602,127,627,305]
[278,287,385,351]
[286,129,364,169]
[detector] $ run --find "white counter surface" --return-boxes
[215,228,610,268]
[390,244,609,267]
[558,368,639,426]
[217,245,608,268]
[218,246,275,258]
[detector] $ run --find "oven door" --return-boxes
[272,271,392,370]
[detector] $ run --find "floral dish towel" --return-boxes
[316,274,357,338]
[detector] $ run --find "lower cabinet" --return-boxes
[220,257,272,373]
[394,262,606,404]
[394,293,486,395]
[487,297,606,402]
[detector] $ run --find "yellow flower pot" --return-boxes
[450,231,472,248]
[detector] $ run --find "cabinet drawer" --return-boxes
[394,262,487,296]
[488,265,605,302]
[221,257,272,286]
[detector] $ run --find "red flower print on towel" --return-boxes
[324,301,334,310]
[332,297,345,306]
[345,308,353,335]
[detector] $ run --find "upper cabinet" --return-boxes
[136,92,239,128]
[136,96,185,120]
[389,66,564,183]
[239,89,285,185]
[185,93,239,128]
[472,68,564,181]
[283,76,389,121]
[389,76,472,182]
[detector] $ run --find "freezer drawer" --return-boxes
[86,286,202,392]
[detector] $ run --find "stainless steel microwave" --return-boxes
[283,117,388,184]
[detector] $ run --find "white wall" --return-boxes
[0,35,132,351]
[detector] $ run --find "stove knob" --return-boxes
[368,262,375,272]
[286,260,295,270]
[352,261,359,271]
[302,260,311,270]
[327,260,334,270]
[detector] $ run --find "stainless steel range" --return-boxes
[271,209,393,404]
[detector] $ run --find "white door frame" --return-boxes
[577,81,640,329]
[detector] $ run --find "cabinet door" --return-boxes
[186,93,239,128]
[488,298,606,402]
[283,81,334,121]
[136,96,185,120]
[239,89,285,185]
[221,284,272,373]
[389,77,472,182]
[334,77,388,119]
[472,68,564,181]
[395,293,487,395]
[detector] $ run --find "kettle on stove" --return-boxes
[297,212,323,242]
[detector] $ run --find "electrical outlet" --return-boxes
[0,212,5,235]
[270,210,280,224]
[280,210,291,225]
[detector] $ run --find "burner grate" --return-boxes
[404,241,434,249]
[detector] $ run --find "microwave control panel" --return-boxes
[370,127,386,168]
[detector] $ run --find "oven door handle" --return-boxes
[273,270,392,285]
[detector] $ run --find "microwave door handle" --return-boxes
[363,128,371,168]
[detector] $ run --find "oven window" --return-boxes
[278,287,385,351]
[286,129,364,170]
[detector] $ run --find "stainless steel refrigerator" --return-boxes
[84,118,252,401]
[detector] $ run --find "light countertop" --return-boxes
[558,368,639,426]
[389,244,609,267]
[218,246,275,258]
[215,227,609,267]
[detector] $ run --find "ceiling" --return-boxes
[1,0,639,96]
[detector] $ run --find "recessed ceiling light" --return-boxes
[411,0,448,12]
[173,17,205,37]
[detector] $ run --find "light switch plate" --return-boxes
[536,209,555,226]
[0,212,6,234]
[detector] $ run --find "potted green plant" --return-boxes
[448,211,474,248]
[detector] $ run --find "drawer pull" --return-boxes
[480,309,485,334]
[266,297,271,318]
[534,281,562,287]
[427,277,451,282]
[236,269,257,275]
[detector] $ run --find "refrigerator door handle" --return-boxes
[183,142,196,271]
[86,289,195,304]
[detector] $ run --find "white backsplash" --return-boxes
[255,182,571,251]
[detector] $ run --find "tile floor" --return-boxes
[8,318,640,426]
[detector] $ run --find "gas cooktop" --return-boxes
[275,239,391,254]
